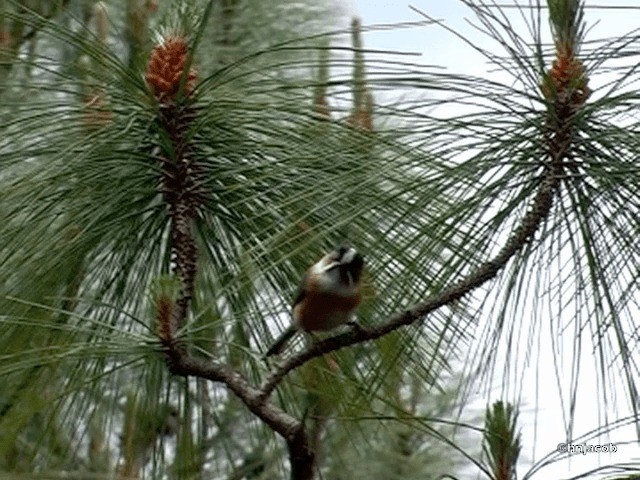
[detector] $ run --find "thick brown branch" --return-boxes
[288,426,317,480]
[169,198,197,329]
[154,103,206,331]
[165,344,302,441]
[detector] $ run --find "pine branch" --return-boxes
[483,401,521,480]
[258,0,591,400]
[154,6,589,478]
[165,91,571,478]
[146,33,306,459]
[259,159,562,399]
[165,348,302,441]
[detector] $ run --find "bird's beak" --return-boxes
[322,261,341,272]
[321,247,359,272]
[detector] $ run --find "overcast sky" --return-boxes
[349,1,640,479]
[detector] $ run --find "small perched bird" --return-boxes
[265,245,364,357]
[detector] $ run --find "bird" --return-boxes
[265,245,364,357]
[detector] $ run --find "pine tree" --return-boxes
[1,1,638,479]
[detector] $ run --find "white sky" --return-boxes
[350,1,640,479]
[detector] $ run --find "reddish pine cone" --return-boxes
[145,36,197,102]
[541,44,590,106]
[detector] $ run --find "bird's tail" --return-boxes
[265,326,297,357]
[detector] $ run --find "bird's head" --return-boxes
[319,245,364,287]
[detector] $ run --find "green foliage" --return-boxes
[547,0,585,47]
[483,401,521,480]
[1,0,639,479]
